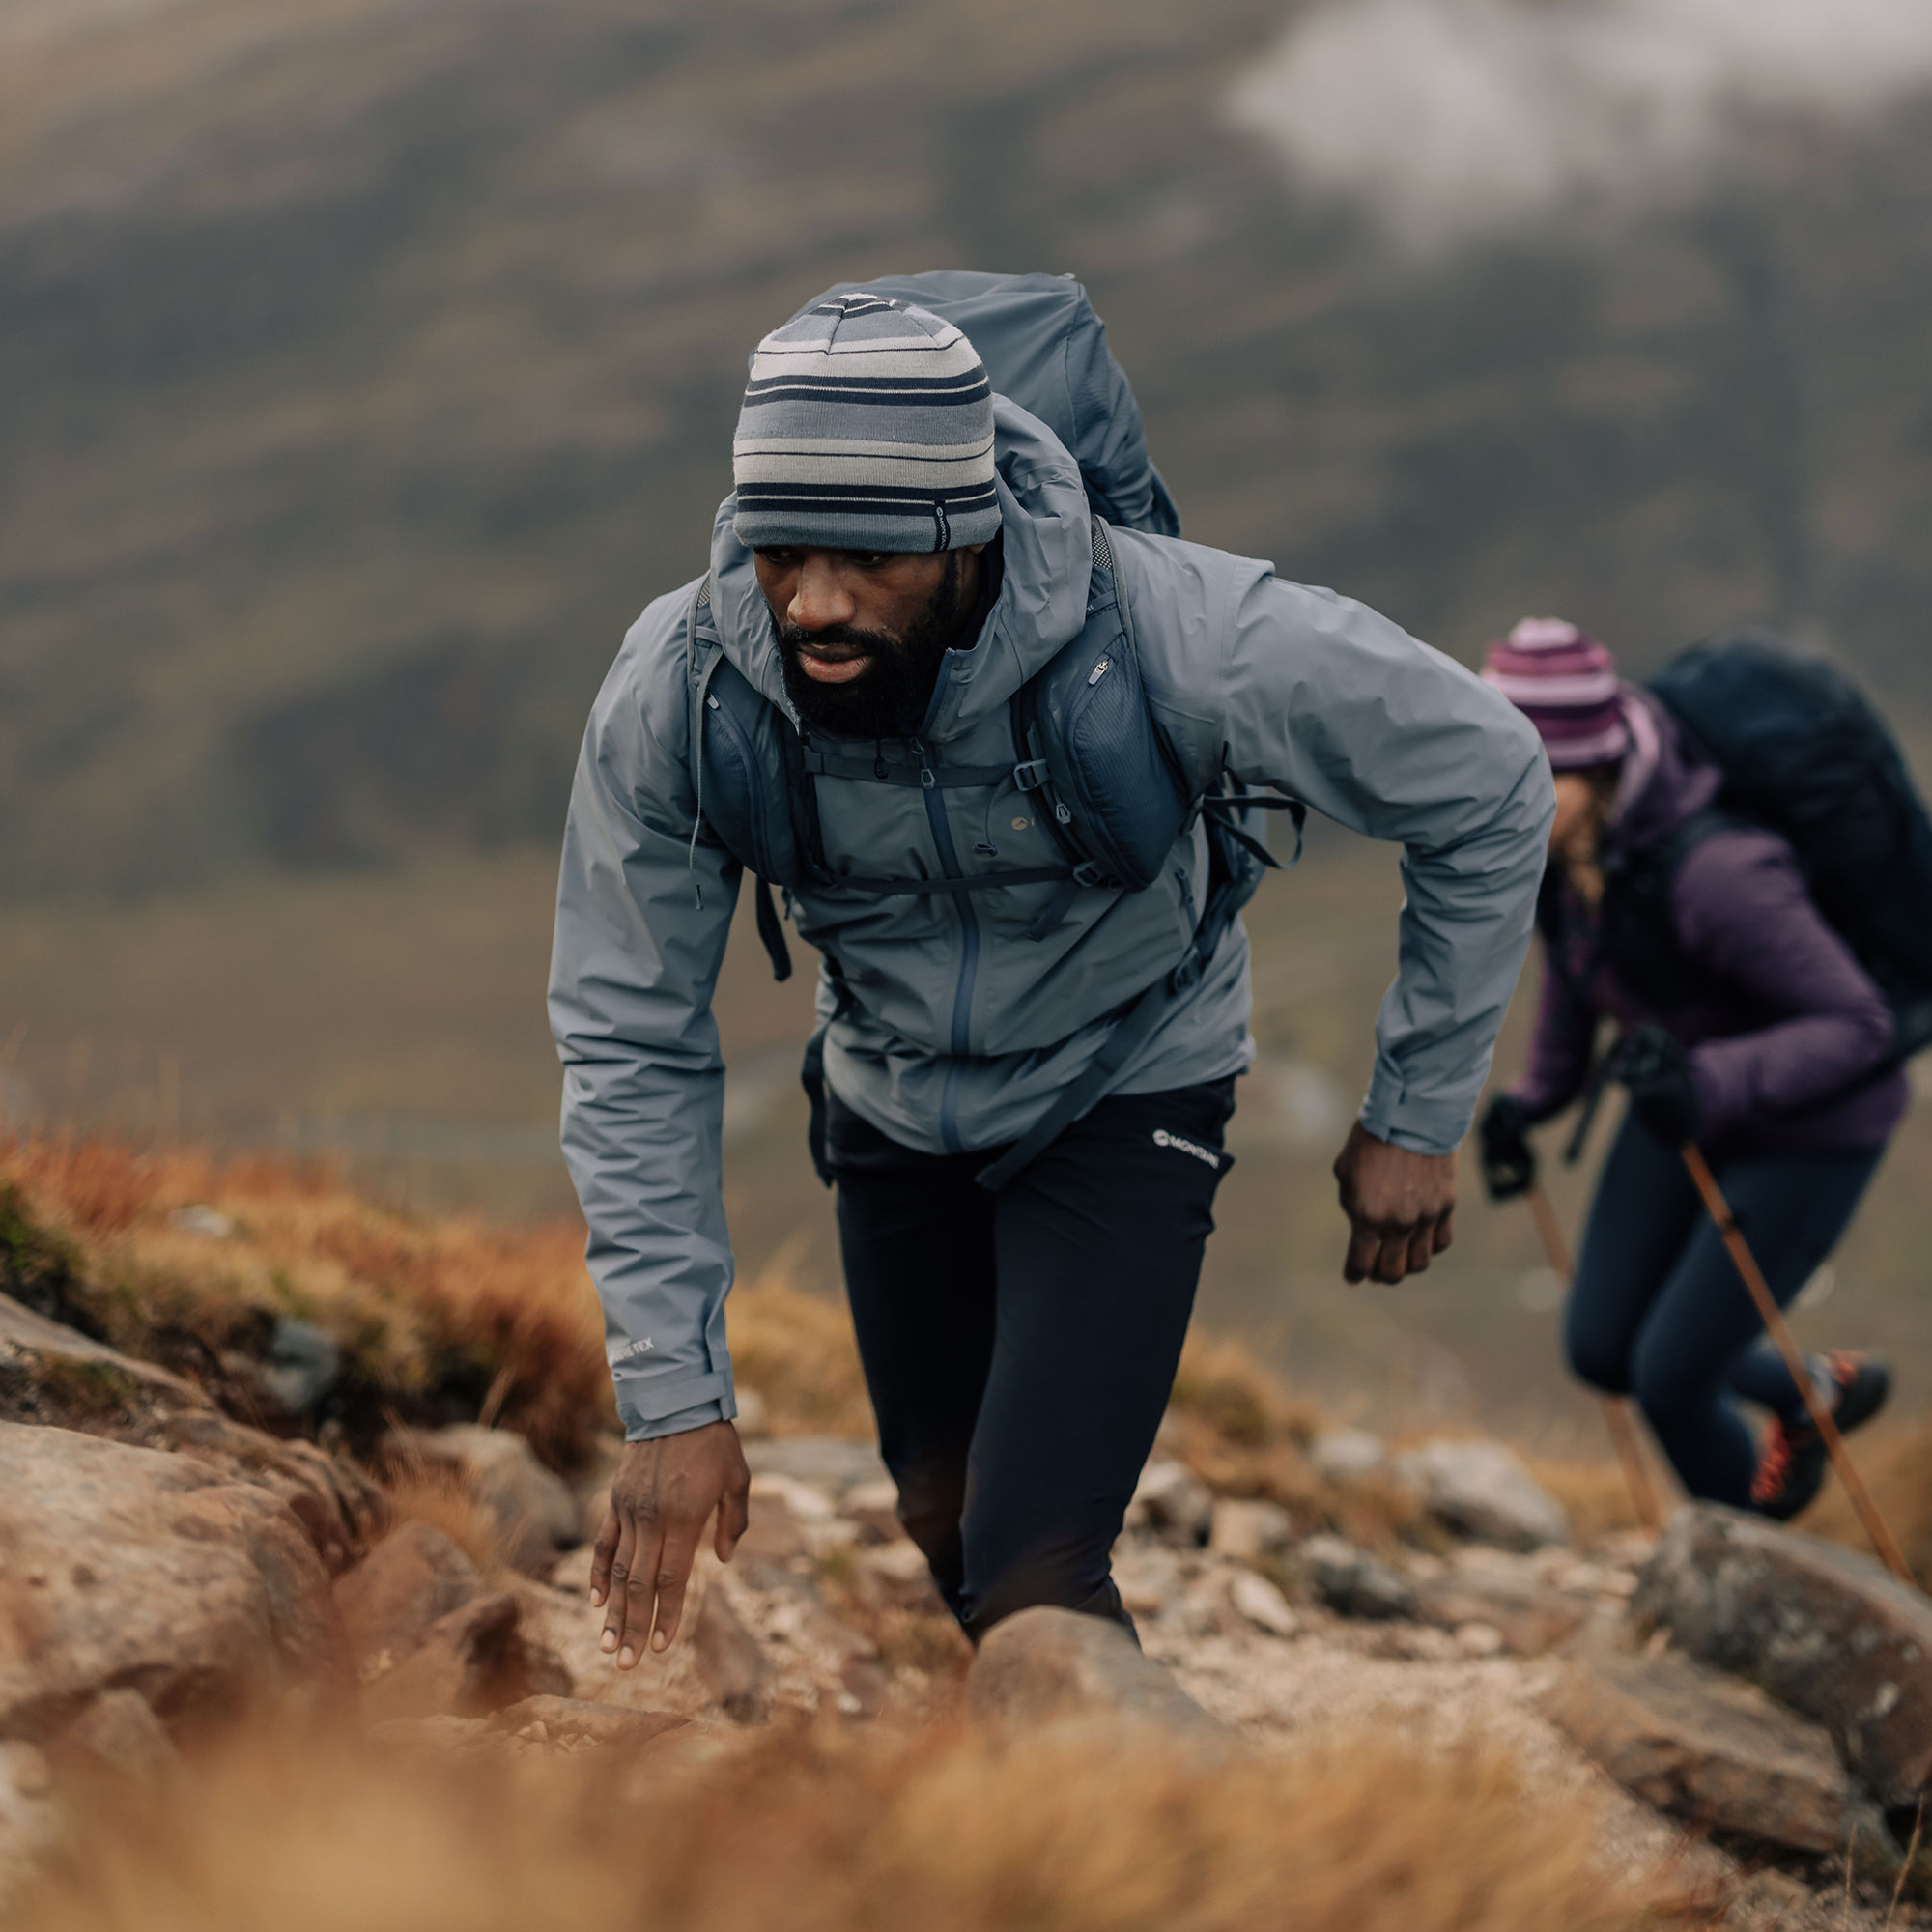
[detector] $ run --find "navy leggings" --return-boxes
[827,1077,1235,1639]
[1567,1114,1883,1506]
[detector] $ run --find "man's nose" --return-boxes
[788,555,857,632]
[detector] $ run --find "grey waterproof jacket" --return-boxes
[550,400,1554,1440]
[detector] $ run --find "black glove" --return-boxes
[1617,1024,1701,1147]
[1478,1094,1536,1202]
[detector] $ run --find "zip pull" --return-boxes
[911,739,937,788]
[1087,658,1112,687]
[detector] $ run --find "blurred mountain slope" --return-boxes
[4,0,1932,895]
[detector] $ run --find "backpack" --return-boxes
[687,271,1300,1189]
[1548,631,1932,1066]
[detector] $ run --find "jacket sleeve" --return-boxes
[1673,831,1895,1135]
[548,595,744,1441]
[1509,947,1600,1125]
[1210,568,1555,1155]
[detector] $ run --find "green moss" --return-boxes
[0,1181,101,1334]
[1,1353,146,1423]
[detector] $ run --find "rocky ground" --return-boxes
[5,1156,1932,1927]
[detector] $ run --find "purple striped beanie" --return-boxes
[1483,616,1628,769]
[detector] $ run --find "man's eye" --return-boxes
[754,548,798,566]
[851,554,890,569]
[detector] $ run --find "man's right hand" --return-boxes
[590,1420,751,1667]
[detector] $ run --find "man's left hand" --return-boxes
[1332,1120,1457,1283]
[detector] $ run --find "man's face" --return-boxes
[753,544,984,740]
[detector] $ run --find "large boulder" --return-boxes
[1634,1504,1932,1808]
[1394,1439,1569,1550]
[969,1606,1229,1744]
[1546,1654,1899,1861]
[0,1422,344,1743]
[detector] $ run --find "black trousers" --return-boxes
[826,1076,1236,1640]
[1566,1114,1883,1507]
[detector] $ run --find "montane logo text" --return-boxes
[1152,1128,1220,1170]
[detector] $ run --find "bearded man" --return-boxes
[549,282,1553,1666]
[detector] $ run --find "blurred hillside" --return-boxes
[5,0,1932,896]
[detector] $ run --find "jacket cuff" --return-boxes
[612,1366,735,1438]
[1357,1091,1468,1159]
[621,1396,733,1442]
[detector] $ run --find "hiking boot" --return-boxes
[1750,1352,1890,1520]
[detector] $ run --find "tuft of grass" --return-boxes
[1524,1452,1652,1545]
[1806,1414,1932,1591]
[0,1132,612,1471]
[724,1239,873,1438]
[9,1715,1700,1932]
[0,1178,95,1332]
[1168,1330,1321,1449]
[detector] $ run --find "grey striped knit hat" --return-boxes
[731,293,1000,554]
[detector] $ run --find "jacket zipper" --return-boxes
[913,736,977,1153]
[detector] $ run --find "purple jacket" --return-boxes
[1511,693,1908,1156]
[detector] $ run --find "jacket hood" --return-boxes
[706,395,1094,742]
[1605,688,1722,858]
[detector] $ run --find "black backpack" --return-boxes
[1553,631,1932,1065]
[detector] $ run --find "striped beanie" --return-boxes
[1483,616,1629,769]
[731,293,1000,554]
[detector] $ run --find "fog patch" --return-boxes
[1229,0,1932,250]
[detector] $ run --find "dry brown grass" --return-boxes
[1525,1452,1653,1545]
[11,1715,1700,1932]
[724,1236,874,1438]
[1806,1414,1932,1589]
[0,1131,611,1467]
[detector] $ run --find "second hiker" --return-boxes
[1480,617,1906,1519]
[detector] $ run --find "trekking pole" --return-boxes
[1525,1181,1662,1532]
[1678,1143,1913,1584]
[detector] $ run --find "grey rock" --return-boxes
[1546,1654,1900,1864]
[1634,1503,1932,1808]
[1302,1534,1419,1620]
[1394,1438,1569,1550]
[743,1435,889,1493]
[969,1605,1231,1744]
[257,1318,341,1415]
[388,1424,581,1576]
[1308,1428,1387,1482]
[1130,1459,1215,1546]
[1415,1559,1587,1656]
[1208,1497,1293,1562]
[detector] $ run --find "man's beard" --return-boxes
[776,552,963,741]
